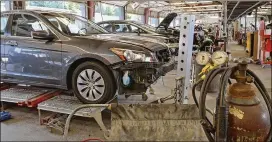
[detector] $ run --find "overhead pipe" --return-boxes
[227,1,240,21]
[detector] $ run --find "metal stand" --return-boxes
[37,95,108,133]
[177,15,195,104]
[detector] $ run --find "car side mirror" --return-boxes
[31,30,54,40]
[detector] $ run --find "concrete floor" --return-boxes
[1,43,271,141]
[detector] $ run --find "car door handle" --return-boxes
[5,40,18,46]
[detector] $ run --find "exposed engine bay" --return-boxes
[112,48,175,96]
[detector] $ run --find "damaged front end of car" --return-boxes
[110,47,175,96]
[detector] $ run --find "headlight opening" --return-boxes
[110,48,157,62]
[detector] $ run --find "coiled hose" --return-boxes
[193,66,272,142]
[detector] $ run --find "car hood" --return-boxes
[82,34,168,51]
[157,13,177,30]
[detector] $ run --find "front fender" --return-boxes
[61,53,122,87]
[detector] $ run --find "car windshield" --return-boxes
[42,13,108,36]
[132,21,157,32]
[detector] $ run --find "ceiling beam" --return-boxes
[228,1,240,21]
[235,1,262,20]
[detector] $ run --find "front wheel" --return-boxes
[71,62,115,104]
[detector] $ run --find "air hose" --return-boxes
[193,63,272,142]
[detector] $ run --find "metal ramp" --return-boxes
[38,95,107,117]
[38,95,109,134]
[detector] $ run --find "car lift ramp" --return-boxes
[0,84,61,107]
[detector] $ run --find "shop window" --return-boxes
[1,14,8,35]
[95,2,122,22]
[148,17,159,27]
[26,1,84,16]
[126,13,144,23]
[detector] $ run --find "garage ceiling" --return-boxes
[99,1,270,20]
[227,1,269,21]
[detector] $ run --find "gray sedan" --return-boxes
[1,10,174,104]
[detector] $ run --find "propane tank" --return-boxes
[226,62,270,141]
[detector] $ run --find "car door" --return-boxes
[4,13,62,86]
[1,13,9,78]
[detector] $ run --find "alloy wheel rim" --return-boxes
[77,69,105,101]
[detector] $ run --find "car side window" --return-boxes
[129,24,140,33]
[11,14,48,37]
[114,23,130,33]
[1,14,9,35]
[99,23,112,32]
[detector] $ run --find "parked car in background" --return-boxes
[97,13,180,55]
[1,10,175,104]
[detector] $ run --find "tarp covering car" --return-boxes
[107,104,207,141]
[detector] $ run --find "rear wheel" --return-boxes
[71,62,115,104]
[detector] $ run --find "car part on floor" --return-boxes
[150,76,184,104]
[0,111,12,122]
[46,114,68,135]
[193,60,271,142]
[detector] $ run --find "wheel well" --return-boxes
[66,58,116,90]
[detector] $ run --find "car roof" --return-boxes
[97,20,138,24]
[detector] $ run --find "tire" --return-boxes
[71,61,115,104]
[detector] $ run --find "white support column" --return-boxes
[177,15,195,104]
[223,0,228,52]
